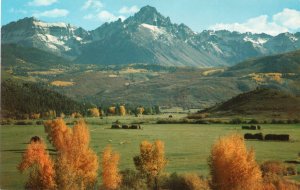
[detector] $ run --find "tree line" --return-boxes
[1,80,160,120]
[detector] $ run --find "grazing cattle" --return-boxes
[30,136,41,143]
[265,134,289,141]
[111,124,121,129]
[122,124,129,129]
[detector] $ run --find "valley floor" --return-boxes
[1,117,300,189]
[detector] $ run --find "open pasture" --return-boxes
[1,120,300,189]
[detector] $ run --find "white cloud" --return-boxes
[9,8,27,14]
[119,5,139,14]
[83,14,94,20]
[209,8,300,36]
[82,0,103,11]
[28,0,57,6]
[97,10,124,22]
[273,8,300,30]
[33,9,69,18]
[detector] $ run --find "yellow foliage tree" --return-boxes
[71,112,82,118]
[18,140,56,190]
[208,134,262,190]
[30,113,40,119]
[102,145,122,190]
[136,107,145,115]
[89,108,100,117]
[119,105,126,116]
[134,140,167,189]
[44,118,99,190]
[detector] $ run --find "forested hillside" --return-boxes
[1,80,88,118]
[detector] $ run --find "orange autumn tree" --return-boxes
[18,139,56,190]
[44,118,99,190]
[208,134,262,190]
[108,107,116,115]
[102,145,122,190]
[134,140,167,190]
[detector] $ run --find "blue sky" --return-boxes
[2,0,300,35]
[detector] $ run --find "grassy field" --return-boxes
[1,117,300,189]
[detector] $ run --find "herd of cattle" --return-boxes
[242,125,289,141]
[111,124,142,129]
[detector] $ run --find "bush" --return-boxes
[261,161,287,177]
[162,173,209,190]
[14,121,33,125]
[36,120,44,125]
[120,169,147,190]
[248,119,259,124]
[187,113,209,119]
[0,119,14,125]
[111,124,121,129]
[122,124,129,129]
[229,118,243,124]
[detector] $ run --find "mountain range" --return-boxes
[2,5,300,67]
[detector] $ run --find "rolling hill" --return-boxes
[199,88,300,119]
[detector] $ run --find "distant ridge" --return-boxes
[2,5,300,67]
[223,49,300,76]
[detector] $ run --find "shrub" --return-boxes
[229,118,243,124]
[182,173,210,190]
[248,119,259,124]
[15,121,33,125]
[122,124,129,129]
[261,161,287,177]
[162,173,209,190]
[36,120,44,125]
[111,124,121,129]
[30,113,40,119]
[71,112,82,118]
[0,119,13,125]
[187,113,209,120]
[261,161,297,177]
[120,169,147,190]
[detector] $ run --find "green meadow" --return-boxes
[1,116,300,189]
